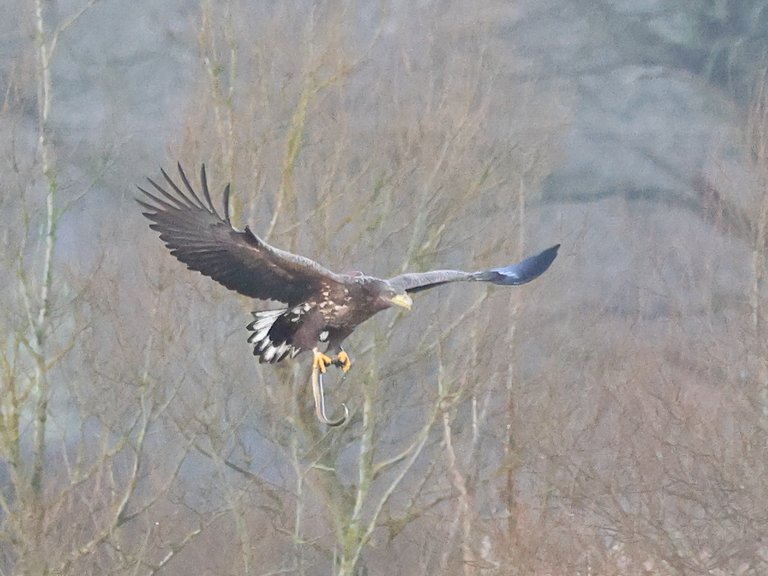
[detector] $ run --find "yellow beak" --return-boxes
[390,293,413,310]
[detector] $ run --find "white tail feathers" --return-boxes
[246,308,302,364]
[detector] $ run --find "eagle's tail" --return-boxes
[246,308,303,364]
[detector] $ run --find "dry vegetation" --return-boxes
[0,0,766,575]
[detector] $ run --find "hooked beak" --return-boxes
[389,293,413,310]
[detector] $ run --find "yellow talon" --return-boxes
[337,350,351,373]
[312,348,333,374]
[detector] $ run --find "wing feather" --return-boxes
[388,244,559,294]
[198,164,216,214]
[138,164,345,304]
[387,270,473,293]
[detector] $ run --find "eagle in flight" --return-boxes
[138,165,559,422]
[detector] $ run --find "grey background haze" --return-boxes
[2,0,767,574]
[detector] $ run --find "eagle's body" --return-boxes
[246,276,394,364]
[138,164,559,389]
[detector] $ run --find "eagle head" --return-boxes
[385,289,412,311]
[359,278,412,311]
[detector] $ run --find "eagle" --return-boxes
[137,164,559,423]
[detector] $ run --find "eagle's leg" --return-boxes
[333,349,352,373]
[312,347,334,374]
[310,348,348,426]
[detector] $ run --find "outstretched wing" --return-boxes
[388,244,560,294]
[137,164,345,304]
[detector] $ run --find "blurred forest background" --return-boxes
[2,0,768,574]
